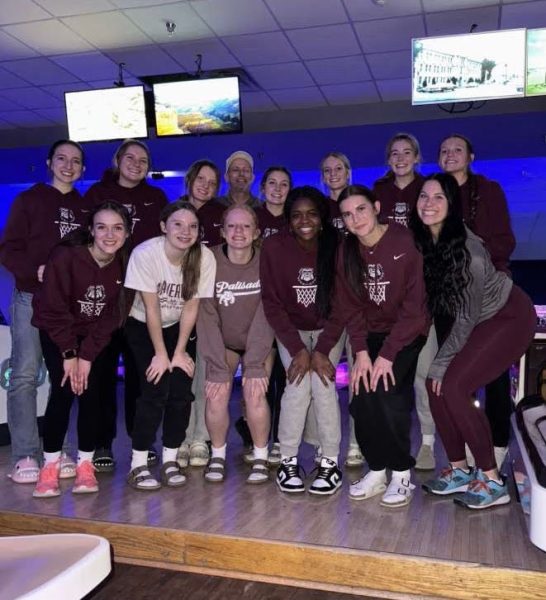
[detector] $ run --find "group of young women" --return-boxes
[0,132,536,510]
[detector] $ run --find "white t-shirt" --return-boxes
[125,236,216,327]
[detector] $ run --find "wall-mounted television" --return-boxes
[65,86,148,143]
[526,28,546,97]
[412,29,526,105]
[152,75,242,137]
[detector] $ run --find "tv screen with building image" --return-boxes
[152,75,242,137]
[526,28,546,97]
[412,29,526,105]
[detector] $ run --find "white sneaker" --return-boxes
[189,442,209,467]
[177,442,190,468]
[380,472,415,508]
[277,457,305,493]
[345,444,364,468]
[349,469,387,500]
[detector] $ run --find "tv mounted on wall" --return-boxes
[152,75,242,137]
[412,29,526,105]
[526,28,546,97]
[64,85,148,143]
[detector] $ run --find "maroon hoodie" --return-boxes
[179,196,225,246]
[260,231,324,356]
[459,174,515,274]
[32,245,124,361]
[256,206,287,239]
[316,223,429,362]
[84,172,168,246]
[0,183,92,294]
[328,198,345,232]
[373,173,425,227]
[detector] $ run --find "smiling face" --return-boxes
[262,170,290,207]
[191,165,218,204]
[225,158,254,194]
[416,180,449,240]
[161,208,199,255]
[117,144,149,188]
[289,197,322,250]
[90,209,129,260]
[321,156,350,197]
[48,143,84,190]
[388,139,419,179]
[438,136,473,182]
[339,194,381,244]
[222,207,259,251]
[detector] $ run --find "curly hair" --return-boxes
[285,186,339,319]
[409,173,472,317]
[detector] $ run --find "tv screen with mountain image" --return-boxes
[153,76,242,137]
[526,28,546,97]
[65,86,148,143]
[412,29,526,105]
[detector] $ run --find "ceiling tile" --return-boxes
[4,20,94,55]
[0,30,39,60]
[123,3,212,42]
[354,16,425,53]
[88,77,141,88]
[51,52,120,81]
[0,1,52,25]
[425,6,500,36]
[34,106,68,123]
[43,81,92,99]
[344,0,422,21]
[376,78,412,101]
[268,86,327,109]
[163,38,239,71]
[321,81,379,105]
[104,46,183,77]
[33,0,116,17]
[0,96,25,111]
[111,0,179,6]
[246,62,314,89]
[366,50,411,80]
[0,117,16,129]
[191,0,278,35]
[265,0,347,28]
[0,110,56,127]
[241,90,279,112]
[62,11,153,48]
[305,55,371,85]
[286,24,360,60]
[224,32,298,65]
[422,0,499,11]
[501,0,546,27]
[1,87,60,109]
[2,58,80,85]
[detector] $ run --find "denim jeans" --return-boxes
[7,289,42,464]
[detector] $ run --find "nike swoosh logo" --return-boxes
[189,335,197,341]
[393,254,405,260]
[116,280,122,284]
[144,202,153,206]
[213,223,222,227]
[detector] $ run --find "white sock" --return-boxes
[44,451,61,465]
[392,469,411,481]
[131,449,149,471]
[323,455,338,465]
[77,451,94,465]
[367,468,387,481]
[422,434,435,446]
[211,444,226,460]
[253,445,268,461]
[162,446,178,464]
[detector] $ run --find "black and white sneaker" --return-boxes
[276,457,305,493]
[309,457,342,496]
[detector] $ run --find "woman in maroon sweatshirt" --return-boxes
[320,151,351,232]
[438,133,516,472]
[31,201,131,498]
[314,184,429,508]
[84,139,168,471]
[0,139,91,483]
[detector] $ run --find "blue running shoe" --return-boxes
[422,465,473,496]
[454,470,510,510]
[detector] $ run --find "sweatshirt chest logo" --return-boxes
[55,207,81,238]
[364,263,390,306]
[216,280,260,306]
[78,285,106,317]
[123,204,140,233]
[262,226,279,239]
[294,267,316,308]
[389,202,409,227]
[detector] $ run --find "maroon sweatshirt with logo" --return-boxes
[32,245,124,361]
[179,196,225,247]
[373,173,425,227]
[316,223,429,362]
[84,172,168,246]
[256,206,287,239]
[260,231,325,356]
[0,183,92,294]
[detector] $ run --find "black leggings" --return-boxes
[125,318,195,451]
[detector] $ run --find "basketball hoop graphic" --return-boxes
[393,202,408,227]
[77,285,106,317]
[365,263,389,306]
[294,268,316,308]
[55,207,80,238]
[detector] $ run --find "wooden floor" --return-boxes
[2,385,546,600]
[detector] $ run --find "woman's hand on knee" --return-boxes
[370,356,395,392]
[430,378,442,396]
[243,376,269,404]
[205,380,231,403]
[310,351,335,387]
[171,351,195,378]
[351,351,372,395]
[287,349,311,385]
[146,353,170,384]
[62,358,78,392]
[74,358,91,395]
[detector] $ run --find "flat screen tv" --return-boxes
[526,28,546,97]
[412,29,526,105]
[152,75,242,137]
[65,86,148,143]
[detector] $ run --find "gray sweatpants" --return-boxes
[414,324,438,437]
